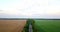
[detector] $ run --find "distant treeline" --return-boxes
[0,18,27,20]
[33,18,60,20]
[0,18,60,20]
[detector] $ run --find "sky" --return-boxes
[0,0,60,18]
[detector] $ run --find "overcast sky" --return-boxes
[0,0,60,18]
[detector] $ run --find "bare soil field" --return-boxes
[0,20,26,32]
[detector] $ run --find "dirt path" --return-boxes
[0,20,26,32]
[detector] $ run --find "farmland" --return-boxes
[0,20,26,32]
[0,19,60,32]
[35,20,60,32]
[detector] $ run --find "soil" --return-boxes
[0,20,26,32]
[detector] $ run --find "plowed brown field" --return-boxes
[0,20,26,32]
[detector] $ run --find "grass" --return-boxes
[35,20,60,32]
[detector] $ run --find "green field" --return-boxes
[35,20,60,32]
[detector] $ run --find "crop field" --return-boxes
[35,20,60,32]
[0,20,26,32]
[0,19,60,32]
